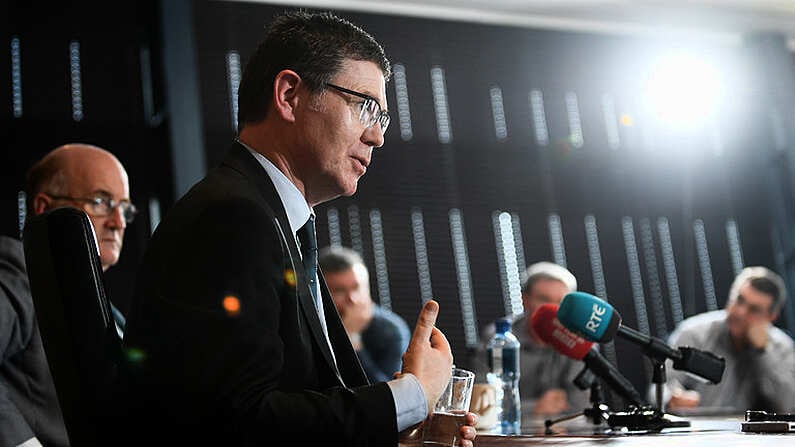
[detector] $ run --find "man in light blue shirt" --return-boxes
[661,266,795,414]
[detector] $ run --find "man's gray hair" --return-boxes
[728,266,787,315]
[521,261,577,294]
[318,245,365,274]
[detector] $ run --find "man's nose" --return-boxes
[732,302,748,318]
[362,123,385,149]
[343,291,357,304]
[107,205,126,230]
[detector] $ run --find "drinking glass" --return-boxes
[422,367,475,446]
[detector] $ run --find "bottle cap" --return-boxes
[495,317,511,333]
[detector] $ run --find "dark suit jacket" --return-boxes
[0,236,69,447]
[119,143,398,446]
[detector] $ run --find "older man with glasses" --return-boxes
[1,143,134,447]
[660,266,795,414]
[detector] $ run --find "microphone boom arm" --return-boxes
[618,325,724,384]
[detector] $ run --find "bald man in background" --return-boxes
[0,144,135,447]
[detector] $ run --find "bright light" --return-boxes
[644,53,722,131]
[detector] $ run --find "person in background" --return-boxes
[319,245,411,383]
[119,11,476,446]
[662,266,795,413]
[1,143,134,447]
[471,262,590,427]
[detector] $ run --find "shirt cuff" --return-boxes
[387,373,428,432]
[17,437,43,447]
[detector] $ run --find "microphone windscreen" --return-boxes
[531,303,594,361]
[557,292,621,343]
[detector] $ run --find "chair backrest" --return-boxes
[22,207,122,446]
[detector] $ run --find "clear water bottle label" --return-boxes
[502,346,519,376]
[488,347,503,375]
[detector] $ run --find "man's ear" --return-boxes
[32,193,52,216]
[521,292,532,309]
[273,70,302,123]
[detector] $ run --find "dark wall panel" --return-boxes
[83,1,790,395]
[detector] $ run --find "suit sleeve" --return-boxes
[0,271,37,446]
[126,196,397,446]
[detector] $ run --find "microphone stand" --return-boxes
[652,359,666,411]
[602,324,727,432]
[544,366,609,434]
[545,362,691,434]
[597,352,689,433]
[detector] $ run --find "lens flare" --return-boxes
[223,295,241,316]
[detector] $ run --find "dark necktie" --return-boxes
[297,215,319,308]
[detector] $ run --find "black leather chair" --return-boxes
[22,207,122,446]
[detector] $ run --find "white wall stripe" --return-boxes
[602,94,620,150]
[490,85,508,141]
[430,66,452,144]
[411,208,433,304]
[530,89,549,147]
[369,209,392,310]
[511,212,526,276]
[450,209,479,347]
[639,218,668,336]
[11,36,22,118]
[694,219,718,311]
[657,217,684,325]
[622,217,651,335]
[393,63,413,141]
[226,51,241,130]
[726,218,744,276]
[565,91,584,148]
[493,212,523,316]
[348,205,363,255]
[327,207,342,247]
[584,214,607,299]
[69,41,83,121]
[548,213,567,268]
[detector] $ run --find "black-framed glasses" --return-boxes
[47,194,138,224]
[325,83,390,133]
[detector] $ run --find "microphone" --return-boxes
[531,304,645,407]
[557,292,725,384]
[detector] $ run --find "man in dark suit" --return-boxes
[120,11,476,446]
[319,245,411,384]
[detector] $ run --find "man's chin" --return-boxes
[99,245,121,269]
[341,180,359,197]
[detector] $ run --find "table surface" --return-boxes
[474,414,795,446]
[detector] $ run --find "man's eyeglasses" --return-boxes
[47,194,138,224]
[325,83,390,133]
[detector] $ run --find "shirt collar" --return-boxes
[238,140,312,234]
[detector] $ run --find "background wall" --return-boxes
[191,2,793,398]
[4,0,795,405]
[2,1,173,315]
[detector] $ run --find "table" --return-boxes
[474,415,794,446]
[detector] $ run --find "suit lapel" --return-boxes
[221,142,345,384]
[319,273,369,387]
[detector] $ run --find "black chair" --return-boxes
[22,207,122,446]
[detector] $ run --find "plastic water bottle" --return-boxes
[486,318,521,434]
